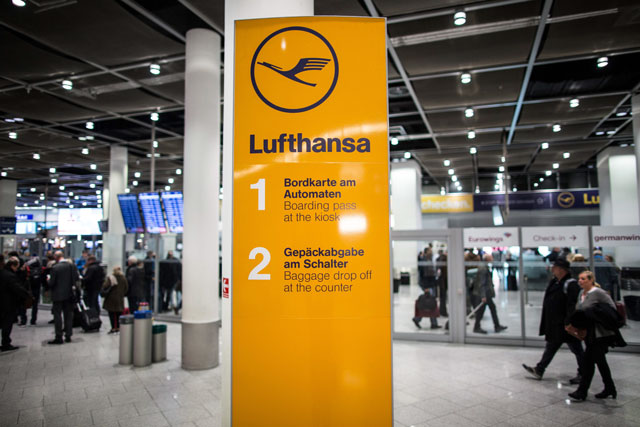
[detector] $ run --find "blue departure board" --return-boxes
[139,192,167,234]
[161,191,184,233]
[117,194,145,233]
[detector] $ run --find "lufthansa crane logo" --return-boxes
[251,26,339,113]
[557,192,575,208]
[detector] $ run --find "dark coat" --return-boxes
[471,264,495,299]
[0,267,29,315]
[49,261,79,302]
[102,272,128,312]
[82,262,105,293]
[126,265,145,300]
[539,273,580,343]
[159,258,181,290]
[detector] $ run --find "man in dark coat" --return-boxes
[48,251,79,344]
[471,254,508,334]
[523,258,584,383]
[126,256,146,311]
[1,256,30,351]
[82,255,104,313]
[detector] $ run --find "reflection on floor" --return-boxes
[1,311,640,426]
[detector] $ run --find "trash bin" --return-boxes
[152,324,167,362]
[133,310,153,367]
[118,315,134,365]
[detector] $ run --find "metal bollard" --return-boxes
[118,315,134,365]
[152,324,167,362]
[133,310,153,367]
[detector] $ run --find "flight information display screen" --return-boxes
[139,192,167,234]
[117,194,145,233]
[161,191,184,233]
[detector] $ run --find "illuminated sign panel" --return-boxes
[232,17,391,426]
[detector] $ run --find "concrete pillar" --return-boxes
[633,95,640,221]
[102,146,127,270]
[0,180,17,217]
[597,146,639,226]
[181,28,221,370]
[390,160,422,282]
[221,0,313,424]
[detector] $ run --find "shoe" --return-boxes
[0,345,19,352]
[522,364,542,380]
[430,325,442,329]
[568,390,587,401]
[64,337,71,343]
[473,327,488,334]
[48,338,63,345]
[495,325,508,333]
[48,319,55,324]
[30,320,36,325]
[108,329,117,334]
[569,375,582,385]
[595,389,617,399]
[412,317,421,329]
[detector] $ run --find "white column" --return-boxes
[182,28,221,370]
[221,0,313,424]
[102,146,127,270]
[597,146,639,226]
[0,180,17,217]
[390,160,422,282]
[633,95,640,220]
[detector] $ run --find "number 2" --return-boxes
[248,247,270,280]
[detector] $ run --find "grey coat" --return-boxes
[576,287,616,339]
[49,260,79,302]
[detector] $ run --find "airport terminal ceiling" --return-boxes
[1,0,639,207]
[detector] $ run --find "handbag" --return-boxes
[565,324,586,341]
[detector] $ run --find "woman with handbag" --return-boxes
[568,271,626,401]
[102,266,128,334]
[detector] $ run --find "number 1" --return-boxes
[250,178,265,211]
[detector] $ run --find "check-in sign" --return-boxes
[592,226,640,247]
[463,227,519,247]
[522,226,589,248]
[232,17,391,426]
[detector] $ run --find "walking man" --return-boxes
[471,254,508,334]
[48,251,78,344]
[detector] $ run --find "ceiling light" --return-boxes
[81,147,89,155]
[69,191,74,196]
[13,118,23,122]
[539,178,544,182]
[615,111,627,117]
[443,160,450,167]
[391,137,398,146]
[165,185,171,191]
[96,190,101,194]
[475,186,480,194]
[34,200,39,204]
[96,175,103,181]
[541,142,549,150]
[469,146,477,154]
[563,152,570,159]
[53,202,57,207]
[0,172,6,177]
[498,166,505,172]
[620,143,629,147]
[153,140,159,148]
[403,152,411,159]
[467,130,476,139]
[552,124,561,132]
[501,156,506,163]
[150,112,159,121]
[453,11,466,26]
[494,184,499,190]
[4,119,14,123]
[133,181,138,186]
[59,185,65,190]
[149,63,161,75]
[168,178,174,184]
[51,178,57,183]
[460,73,471,84]
[569,99,579,108]
[125,188,130,193]
[497,173,503,179]
[451,175,458,182]
[545,170,552,176]
[134,171,141,178]
[82,202,87,206]
[597,56,608,68]
[553,163,559,169]
[12,0,26,7]
[30,187,36,192]
[78,136,87,141]
[61,80,73,90]
[464,107,474,118]
[65,199,70,203]
[85,135,94,140]
[8,131,17,139]
[33,153,40,160]
[49,167,56,173]
[606,130,616,135]
[90,183,95,189]
[595,131,605,136]
[90,164,97,170]
[448,168,454,175]
[440,187,446,195]
[176,168,182,175]
[16,192,21,197]
[85,121,94,130]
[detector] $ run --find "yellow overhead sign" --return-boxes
[232,17,391,426]
[421,194,474,213]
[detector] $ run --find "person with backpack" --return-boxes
[523,258,584,384]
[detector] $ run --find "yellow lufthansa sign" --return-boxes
[421,194,474,213]
[233,17,391,427]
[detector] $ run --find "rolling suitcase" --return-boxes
[77,300,102,332]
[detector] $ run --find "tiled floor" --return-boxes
[1,310,639,426]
